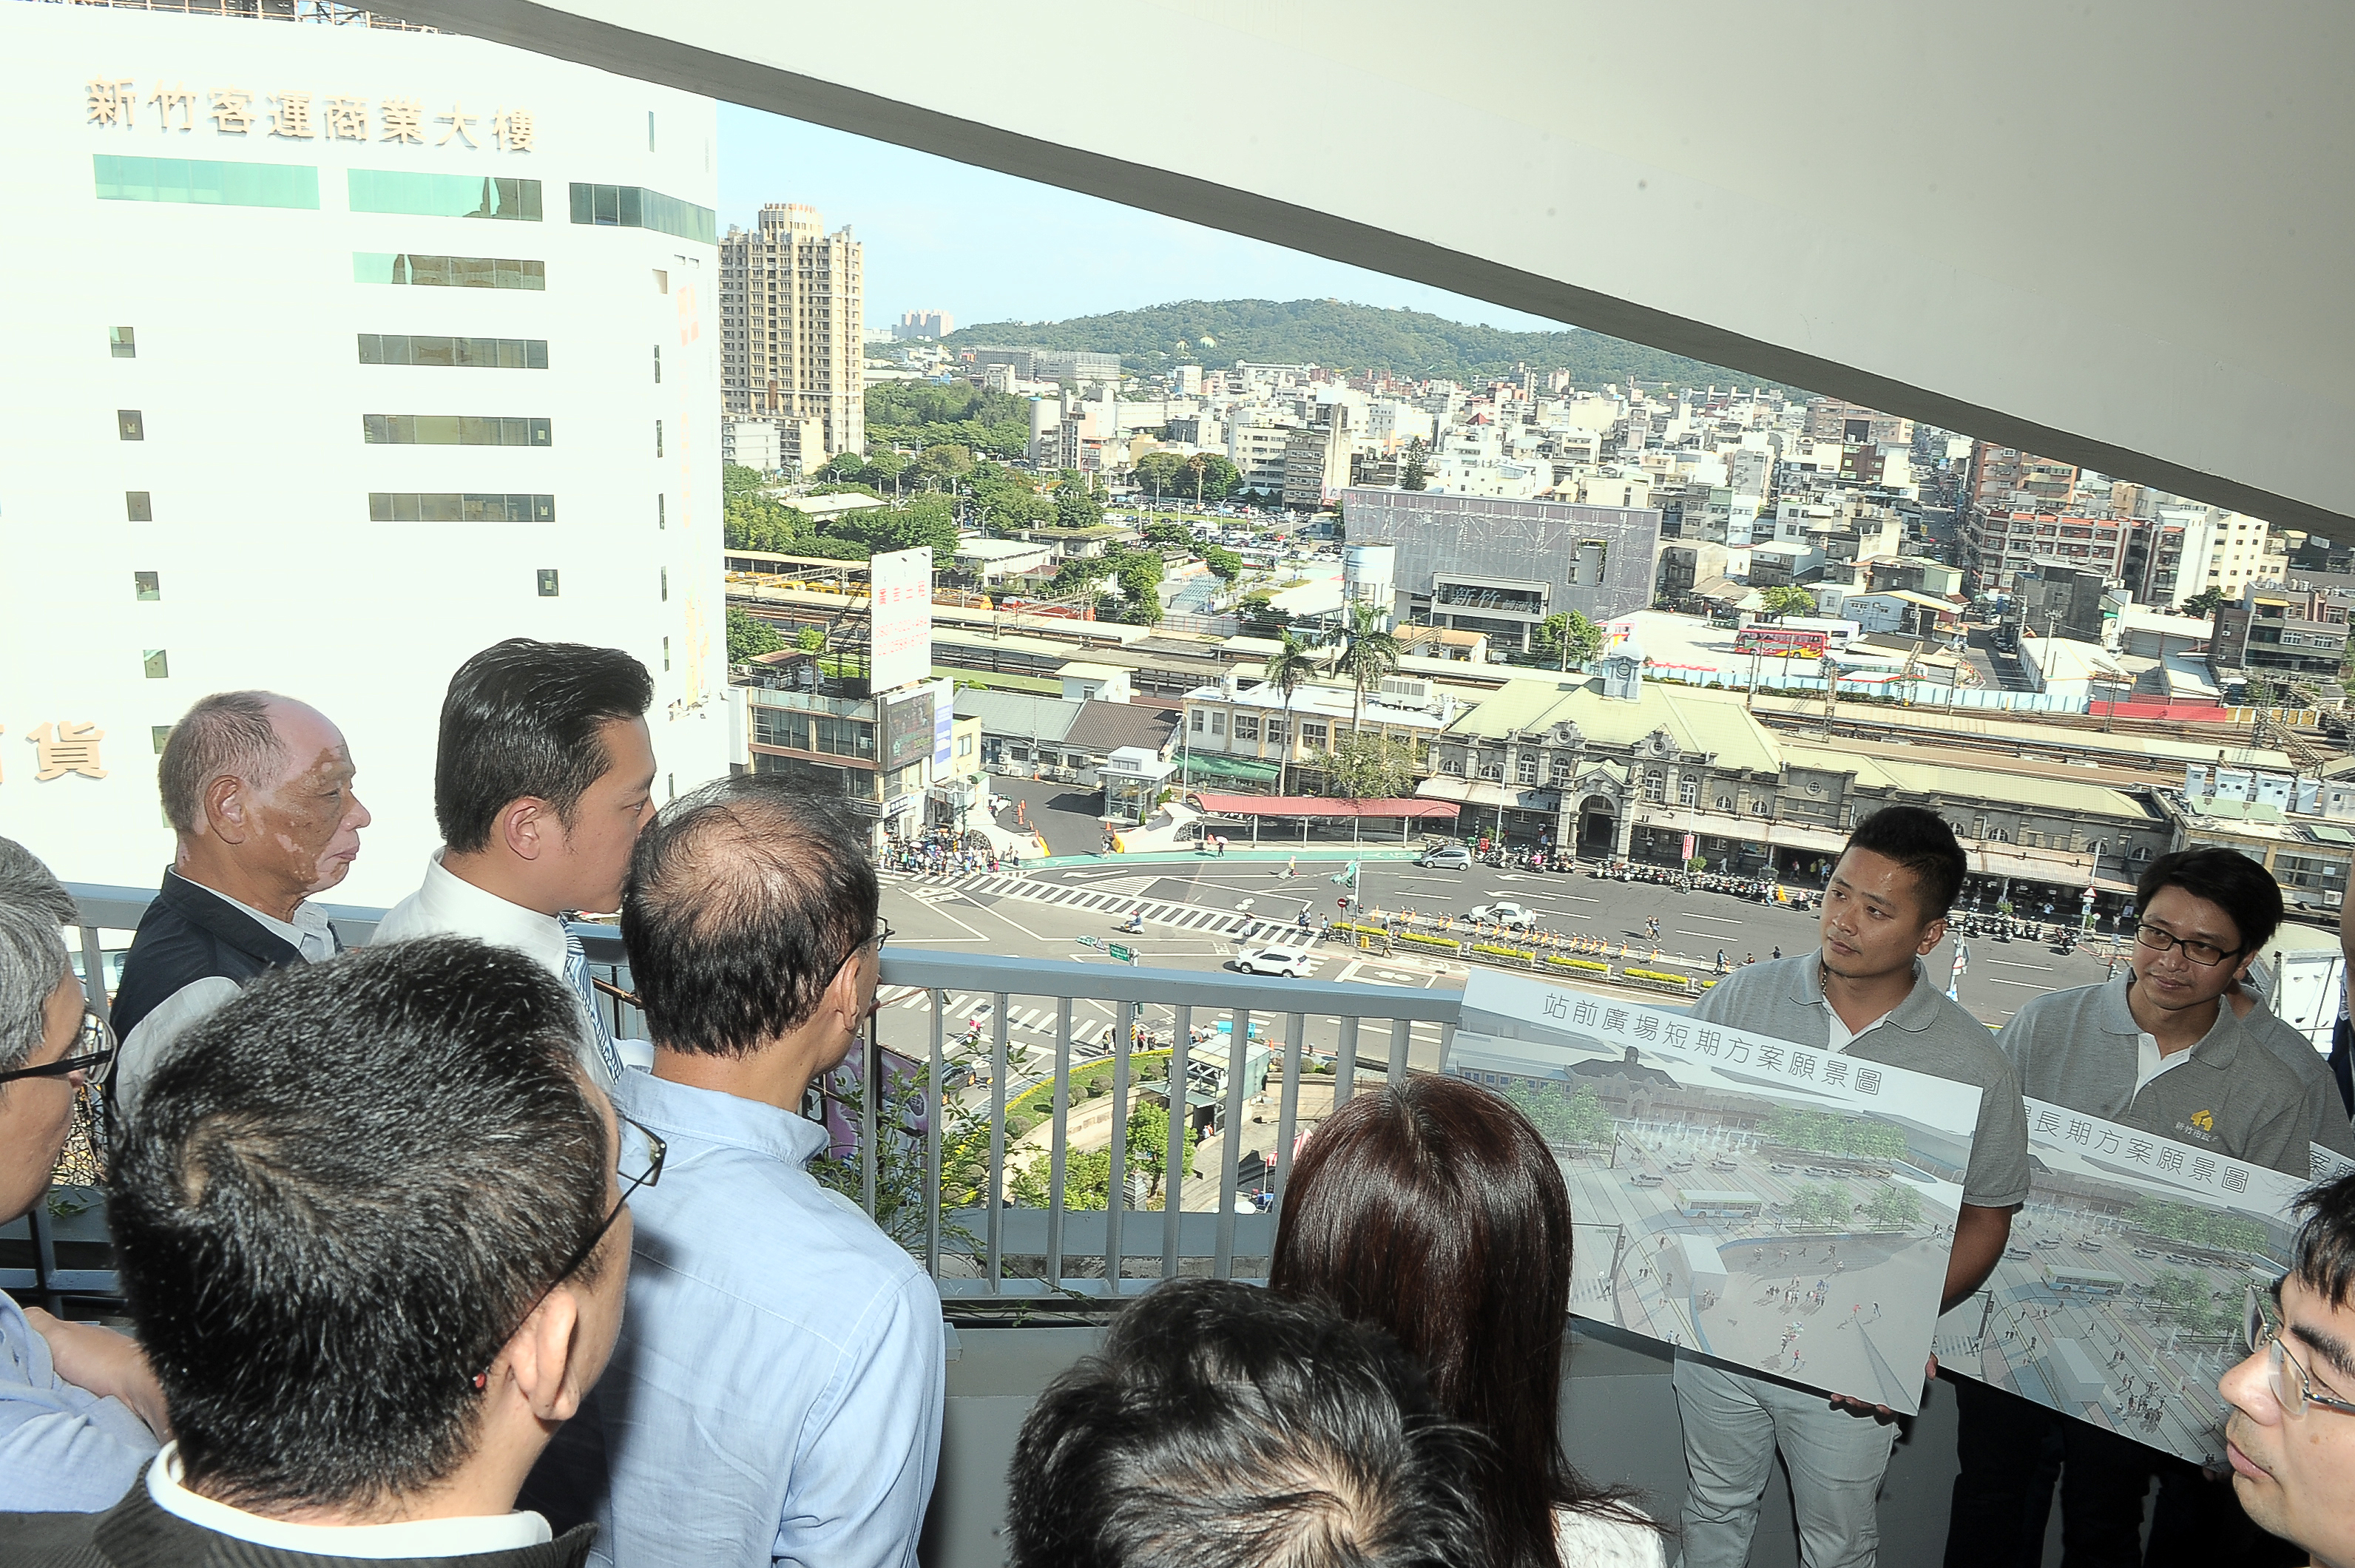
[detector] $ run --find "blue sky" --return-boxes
[718,104,1567,334]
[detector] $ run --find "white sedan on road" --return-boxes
[1232,944,1317,978]
[1469,901,1538,929]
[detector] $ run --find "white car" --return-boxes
[1234,945,1315,978]
[1470,901,1538,929]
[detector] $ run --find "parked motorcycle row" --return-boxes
[1583,859,1800,905]
[1953,911,2087,951]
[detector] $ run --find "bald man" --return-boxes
[112,690,370,1112]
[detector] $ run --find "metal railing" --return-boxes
[17,886,1465,1308]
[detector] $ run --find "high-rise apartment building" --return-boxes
[893,308,951,340]
[3,1,728,902]
[720,203,864,459]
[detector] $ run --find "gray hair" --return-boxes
[157,691,291,837]
[0,838,72,1078]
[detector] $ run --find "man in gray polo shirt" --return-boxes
[2231,976,2355,1160]
[1947,848,2318,1568]
[1674,806,2030,1568]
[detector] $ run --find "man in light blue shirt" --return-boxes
[0,837,163,1511]
[524,777,944,1568]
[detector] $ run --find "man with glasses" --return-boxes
[1945,848,2316,1568]
[0,936,634,1566]
[2224,1172,2355,1568]
[524,776,943,1568]
[0,837,162,1511]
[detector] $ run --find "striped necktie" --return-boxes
[561,926,627,1084]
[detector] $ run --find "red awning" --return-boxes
[1186,793,1460,821]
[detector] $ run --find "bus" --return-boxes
[1734,626,1829,659]
[2043,1263,2125,1296]
[1676,1189,1764,1220]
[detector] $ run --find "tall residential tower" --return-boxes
[720,203,865,466]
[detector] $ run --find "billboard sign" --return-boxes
[869,547,933,693]
[928,677,956,770]
[882,688,936,771]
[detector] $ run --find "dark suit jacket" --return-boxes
[111,871,322,1043]
[0,1484,595,1567]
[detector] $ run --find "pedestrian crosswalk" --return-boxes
[882,870,1304,944]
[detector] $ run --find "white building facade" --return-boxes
[1,2,729,905]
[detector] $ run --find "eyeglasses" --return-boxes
[2244,1283,2355,1419]
[834,918,892,979]
[0,1009,116,1088]
[470,1113,665,1393]
[2135,922,2241,968]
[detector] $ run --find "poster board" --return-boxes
[1933,1099,2319,1466]
[1450,972,1981,1414]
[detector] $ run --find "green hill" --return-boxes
[937,298,1807,393]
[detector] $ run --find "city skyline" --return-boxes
[717,102,1570,337]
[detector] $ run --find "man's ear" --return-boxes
[203,773,253,845]
[501,799,550,863]
[1915,916,1948,956]
[501,1287,589,1426]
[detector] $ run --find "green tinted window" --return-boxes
[349,170,542,221]
[362,415,552,447]
[359,335,549,369]
[368,493,555,521]
[567,182,717,245]
[353,251,544,288]
[96,155,319,209]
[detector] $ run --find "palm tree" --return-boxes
[1330,601,1402,738]
[1263,627,1319,797]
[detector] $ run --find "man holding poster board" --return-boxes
[1673,808,2030,1568]
[1948,849,2314,1568]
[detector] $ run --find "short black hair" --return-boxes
[2293,1171,2355,1311]
[1009,1278,1494,1568]
[434,639,652,854]
[2136,847,2283,958]
[622,775,878,1055]
[1842,805,1966,923]
[108,937,612,1513]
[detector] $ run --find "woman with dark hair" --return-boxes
[1271,1075,1666,1568]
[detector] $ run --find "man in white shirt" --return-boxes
[111,690,370,1114]
[0,937,635,1568]
[374,640,658,1083]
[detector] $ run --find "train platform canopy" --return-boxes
[1186,793,1460,822]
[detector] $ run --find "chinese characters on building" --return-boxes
[87,77,534,150]
[4,723,109,785]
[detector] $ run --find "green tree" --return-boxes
[831,493,957,557]
[723,490,816,553]
[1263,627,1320,796]
[2181,587,2229,621]
[1400,436,1429,491]
[1536,609,1603,672]
[1866,1183,1922,1230]
[1135,450,1185,502]
[1758,585,1817,618]
[723,461,767,499]
[726,606,785,663]
[1179,451,1240,506]
[1328,600,1402,737]
[864,381,1033,459]
[1115,557,1165,625]
[1785,1184,1851,1230]
[795,625,827,655]
[915,442,975,486]
[1325,731,1420,800]
[1142,521,1194,549]
[1202,544,1243,582]
[1055,482,1105,530]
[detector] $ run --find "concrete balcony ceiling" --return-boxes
[395,0,2355,536]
